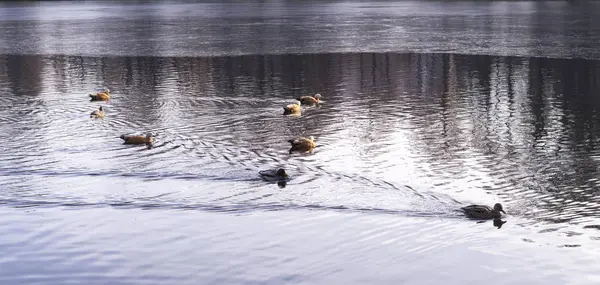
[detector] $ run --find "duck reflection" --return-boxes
[493,218,507,229]
[476,218,507,229]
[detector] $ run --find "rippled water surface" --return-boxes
[2,1,600,284]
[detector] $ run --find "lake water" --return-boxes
[1,1,600,284]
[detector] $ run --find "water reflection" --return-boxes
[2,1,600,59]
[493,218,508,229]
[476,218,508,229]
[1,52,600,229]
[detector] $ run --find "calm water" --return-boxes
[1,1,600,284]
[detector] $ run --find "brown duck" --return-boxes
[90,106,105,118]
[120,133,153,145]
[288,136,316,154]
[283,102,301,115]
[296,93,322,105]
[89,89,110,101]
[461,203,506,220]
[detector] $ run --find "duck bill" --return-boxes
[501,210,506,214]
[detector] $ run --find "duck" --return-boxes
[461,203,506,220]
[288,136,316,154]
[90,106,105,118]
[259,168,289,182]
[283,101,301,115]
[89,89,110,101]
[296,93,322,105]
[120,133,153,145]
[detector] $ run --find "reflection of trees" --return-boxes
[2,52,600,222]
[6,55,43,97]
[409,53,600,223]
[0,55,44,159]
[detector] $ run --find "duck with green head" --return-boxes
[259,168,289,182]
[90,106,105,118]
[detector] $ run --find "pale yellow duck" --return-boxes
[120,133,153,145]
[90,106,105,119]
[89,88,110,101]
[283,101,301,115]
[296,93,322,105]
[288,136,316,154]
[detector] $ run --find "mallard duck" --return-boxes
[461,203,506,220]
[90,106,105,118]
[288,136,316,154]
[259,168,289,182]
[120,133,153,145]
[296,93,322,105]
[283,102,301,115]
[89,89,110,101]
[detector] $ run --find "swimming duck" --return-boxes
[120,133,153,145]
[461,203,506,220]
[259,168,289,182]
[283,102,301,115]
[296,93,322,105]
[90,106,105,118]
[288,136,316,154]
[89,89,110,101]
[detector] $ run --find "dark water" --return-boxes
[2,1,600,284]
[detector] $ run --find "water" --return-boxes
[1,1,600,284]
[2,1,600,59]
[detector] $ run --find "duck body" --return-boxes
[288,136,316,154]
[296,93,322,105]
[90,106,105,118]
[461,203,506,220]
[89,91,110,101]
[283,102,301,115]
[259,168,289,182]
[120,133,153,145]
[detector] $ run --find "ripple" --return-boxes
[1,52,600,280]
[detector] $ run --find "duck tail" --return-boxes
[119,135,126,140]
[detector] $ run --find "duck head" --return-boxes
[493,203,506,214]
[314,93,322,102]
[276,168,288,178]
